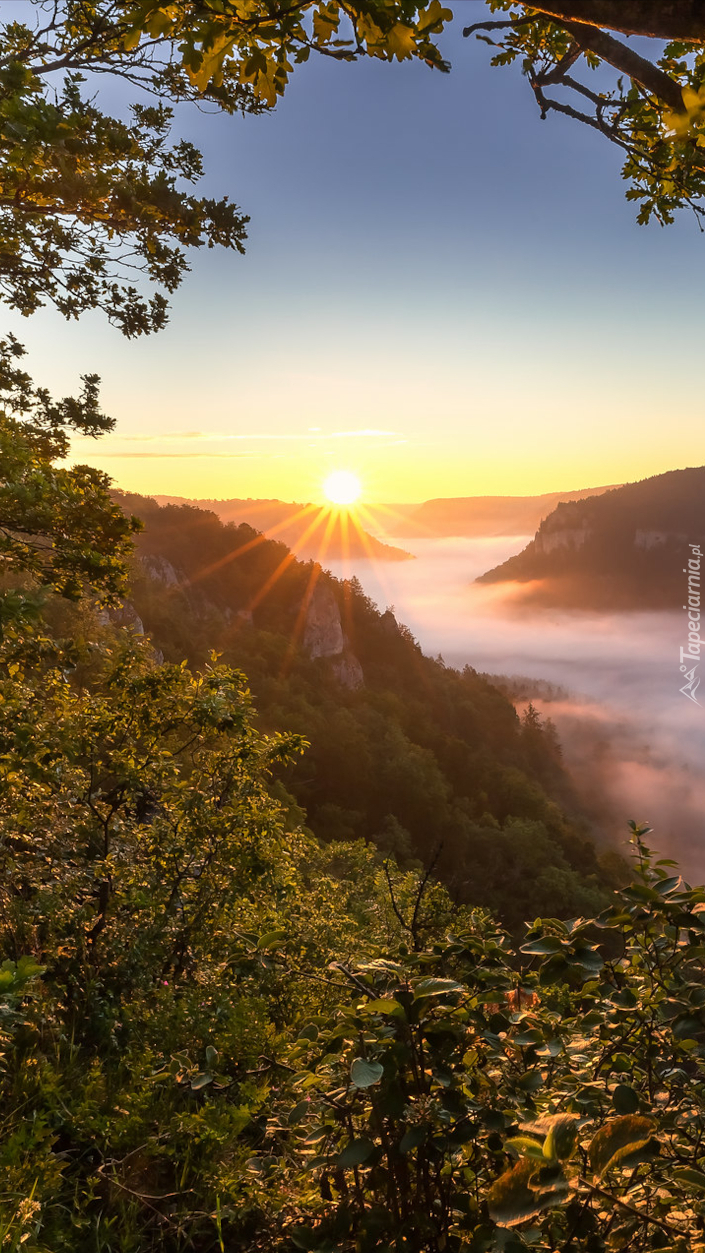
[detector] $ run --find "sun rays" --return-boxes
[171,478,430,682]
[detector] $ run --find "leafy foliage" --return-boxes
[0,0,451,332]
[4,0,705,342]
[0,336,137,608]
[5,770,705,1252]
[238,825,705,1251]
[465,1,705,225]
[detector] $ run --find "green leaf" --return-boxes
[505,1136,545,1161]
[543,1116,578,1162]
[287,1100,311,1125]
[190,1071,213,1090]
[520,936,563,955]
[570,945,604,973]
[338,1137,375,1167]
[673,1166,705,1190]
[413,977,464,998]
[588,1116,655,1177]
[518,1070,544,1093]
[513,1029,543,1046]
[399,1125,427,1154]
[350,1057,384,1088]
[536,1038,563,1058]
[612,1084,639,1114]
[257,929,287,950]
[15,956,43,980]
[364,997,405,1017]
[655,876,682,895]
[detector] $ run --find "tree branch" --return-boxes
[580,1178,686,1238]
[535,44,584,86]
[559,19,686,112]
[529,80,631,148]
[523,2,705,42]
[463,18,534,38]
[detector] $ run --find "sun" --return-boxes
[323,470,362,506]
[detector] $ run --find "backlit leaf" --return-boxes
[488,1159,570,1227]
[588,1116,655,1177]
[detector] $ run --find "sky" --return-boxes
[8,5,705,503]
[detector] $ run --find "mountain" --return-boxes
[476,467,705,608]
[111,490,622,930]
[152,494,413,561]
[378,485,619,538]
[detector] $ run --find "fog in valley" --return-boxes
[326,536,705,877]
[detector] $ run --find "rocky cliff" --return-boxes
[476,467,705,609]
[303,581,363,688]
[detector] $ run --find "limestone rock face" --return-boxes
[380,609,400,634]
[303,582,345,659]
[534,525,591,555]
[141,554,181,587]
[302,581,364,688]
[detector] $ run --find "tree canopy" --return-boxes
[465,2,705,226]
[0,334,137,609]
[5,0,705,339]
[0,1,450,333]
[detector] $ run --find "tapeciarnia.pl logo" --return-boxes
[680,543,703,704]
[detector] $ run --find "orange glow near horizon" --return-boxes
[68,423,669,510]
[75,438,644,508]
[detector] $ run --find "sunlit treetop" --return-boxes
[465,2,705,227]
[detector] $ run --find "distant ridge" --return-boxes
[382,486,619,538]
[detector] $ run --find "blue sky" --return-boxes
[8,6,705,501]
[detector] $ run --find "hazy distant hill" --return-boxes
[477,467,705,609]
[153,494,413,562]
[382,485,618,538]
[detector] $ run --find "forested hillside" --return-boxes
[478,468,705,608]
[5,365,705,1253]
[153,495,413,562]
[113,491,619,930]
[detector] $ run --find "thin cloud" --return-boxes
[72,428,400,446]
[73,450,276,460]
